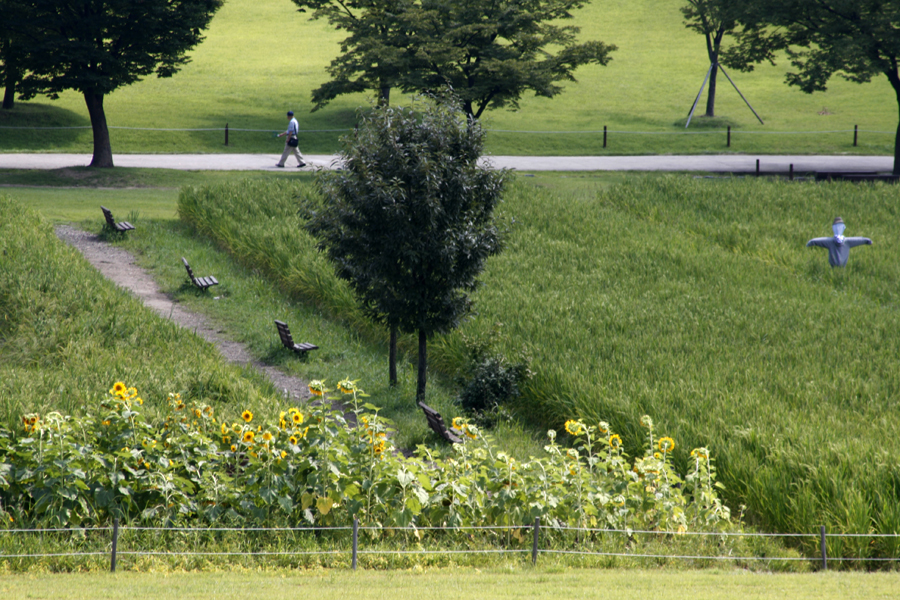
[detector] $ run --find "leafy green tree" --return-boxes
[292,0,417,110]
[681,0,764,118]
[0,0,30,110]
[15,0,223,167]
[401,0,616,119]
[731,0,900,173]
[305,95,507,401]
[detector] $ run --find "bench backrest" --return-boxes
[274,320,294,347]
[101,206,116,227]
[181,257,196,282]
[418,402,454,438]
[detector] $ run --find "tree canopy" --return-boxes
[15,0,223,167]
[305,95,508,402]
[292,0,417,109]
[731,0,900,173]
[294,0,616,119]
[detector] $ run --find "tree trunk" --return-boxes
[389,325,398,386]
[2,78,14,110]
[2,42,16,110]
[379,83,390,105]
[416,329,427,404]
[888,68,900,175]
[704,63,719,117]
[83,91,114,167]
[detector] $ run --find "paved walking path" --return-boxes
[0,153,894,173]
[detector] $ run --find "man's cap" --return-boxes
[287,110,294,116]
[833,217,844,225]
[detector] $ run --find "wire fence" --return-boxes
[1,123,895,150]
[1,519,897,571]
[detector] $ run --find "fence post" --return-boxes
[225,123,229,146]
[789,163,794,181]
[110,518,119,572]
[531,517,540,566]
[853,125,858,147]
[756,159,760,176]
[820,525,827,571]
[603,126,607,149]
[352,517,358,570]
[727,126,731,148]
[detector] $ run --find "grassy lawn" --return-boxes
[1,569,898,600]
[0,0,895,156]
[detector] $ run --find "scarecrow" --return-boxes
[806,217,872,267]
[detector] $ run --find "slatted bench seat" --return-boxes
[274,320,319,357]
[101,206,134,233]
[182,257,219,291]
[417,402,464,444]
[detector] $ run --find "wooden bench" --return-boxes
[100,206,134,233]
[274,320,319,357]
[418,402,464,444]
[182,257,219,291]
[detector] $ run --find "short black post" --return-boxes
[853,125,858,147]
[531,517,540,566]
[790,163,794,181]
[225,123,229,146]
[110,518,119,572]
[756,159,760,176]
[727,126,731,148]
[352,517,359,570]
[820,525,827,570]
[603,126,607,149]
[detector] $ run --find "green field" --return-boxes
[166,172,900,561]
[0,0,896,156]
[1,569,898,600]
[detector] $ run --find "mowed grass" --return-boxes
[0,0,896,156]
[172,173,900,560]
[1,569,898,600]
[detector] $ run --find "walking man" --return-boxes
[276,110,306,168]
[806,217,872,267]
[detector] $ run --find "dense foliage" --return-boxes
[0,380,729,535]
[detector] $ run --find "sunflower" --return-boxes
[289,435,298,445]
[194,408,202,418]
[241,410,253,423]
[230,444,237,452]
[464,427,477,440]
[691,447,708,459]
[308,380,327,396]
[658,437,675,453]
[243,431,255,443]
[598,421,609,434]
[452,417,464,430]
[221,423,228,435]
[262,431,273,442]
[609,434,622,449]
[280,451,287,459]
[337,378,355,394]
[292,412,303,425]
[564,420,583,436]
[110,382,127,395]
[222,435,231,444]
[640,415,653,428]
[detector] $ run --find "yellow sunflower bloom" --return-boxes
[289,436,298,445]
[111,382,127,395]
[308,379,327,396]
[659,437,675,453]
[243,431,255,443]
[452,417,464,430]
[230,445,237,452]
[564,420,583,436]
[241,410,253,423]
[292,412,303,425]
[609,434,622,449]
[262,431,273,442]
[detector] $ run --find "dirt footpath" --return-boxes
[55,225,314,402]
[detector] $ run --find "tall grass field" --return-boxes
[176,173,900,561]
[0,0,896,156]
